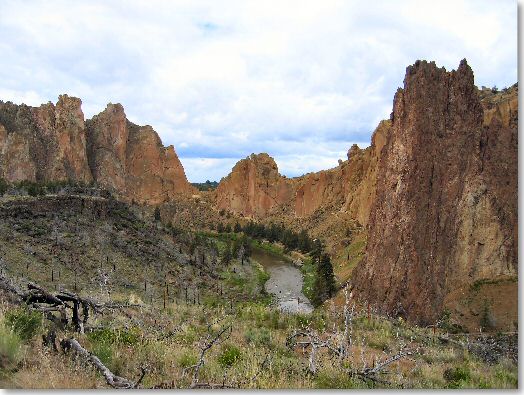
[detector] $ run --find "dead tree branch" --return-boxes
[184,321,232,388]
[60,338,145,389]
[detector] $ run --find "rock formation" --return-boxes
[86,104,195,204]
[351,60,517,323]
[214,60,517,325]
[0,96,194,204]
[0,95,92,183]
[215,153,293,217]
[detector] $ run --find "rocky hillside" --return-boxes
[214,59,517,326]
[0,96,195,204]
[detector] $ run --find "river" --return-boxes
[251,248,314,314]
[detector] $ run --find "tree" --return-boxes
[233,222,242,233]
[311,253,336,307]
[221,240,232,264]
[0,178,8,196]
[298,229,312,253]
[311,239,324,264]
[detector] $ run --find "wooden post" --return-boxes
[51,268,54,282]
[163,291,166,309]
[144,280,147,292]
[185,287,188,304]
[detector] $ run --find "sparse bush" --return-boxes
[87,327,141,346]
[0,321,22,371]
[244,327,272,347]
[0,178,8,196]
[218,344,242,367]
[314,370,370,389]
[480,302,495,330]
[5,308,42,342]
[154,207,161,222]
[177,351,198,368]
[444,365,472,388]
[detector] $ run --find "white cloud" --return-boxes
[0,0,516,181]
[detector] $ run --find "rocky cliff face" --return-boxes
[0,96,194,204]
[0,95,93,183]
[214,60,517,325]
[351,60,517,323]
[86,104,195,204]
[215,153,293,217]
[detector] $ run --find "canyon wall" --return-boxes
[0,96,194,204]
[215,60,517,324]
[351,60,517,323]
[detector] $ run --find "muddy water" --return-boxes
[252,248,313,314]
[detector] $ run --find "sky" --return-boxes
[0,0,517,182]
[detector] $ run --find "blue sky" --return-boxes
[0,0,517,182]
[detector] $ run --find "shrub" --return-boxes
[244,327,272,347]
[177,351,198,368]
[444,365,472,387]
[87,327,141,346]
[218,344,242,368]
[0,178,8,196]
[91,342,113,367]
[314,370,370,389]
[480,302,495,330]
[5,308,43,342]
[0,322,22,371]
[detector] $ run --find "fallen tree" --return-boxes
[60,337,146,389]
[0,273,137,333]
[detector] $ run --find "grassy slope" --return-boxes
[0,195,518,389]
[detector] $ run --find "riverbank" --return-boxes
[199,231,317,307]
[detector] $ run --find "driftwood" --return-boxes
[61,338,145,389]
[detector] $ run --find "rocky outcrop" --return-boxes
[214,60,517,326]
[215,153,293,217]
[86,103,195,204]
[0,95,92,183]
[351,60,517,324]
[0,96,194,204]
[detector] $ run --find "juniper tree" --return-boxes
[311,253,337,307]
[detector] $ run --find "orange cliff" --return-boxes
[0,96,195,204]
[214,60,517,326]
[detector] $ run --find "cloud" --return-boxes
[0,0,516,181]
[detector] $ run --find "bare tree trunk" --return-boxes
[60,338,145,389]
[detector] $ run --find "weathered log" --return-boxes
[60,338,140,389]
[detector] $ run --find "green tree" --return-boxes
[298,229,312,253]
[311,253,337,307]
[311,239,324,264]
[0,178,8,196]
[233,222,242,233]
[221,240,232,264]
[154,207,161,222]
